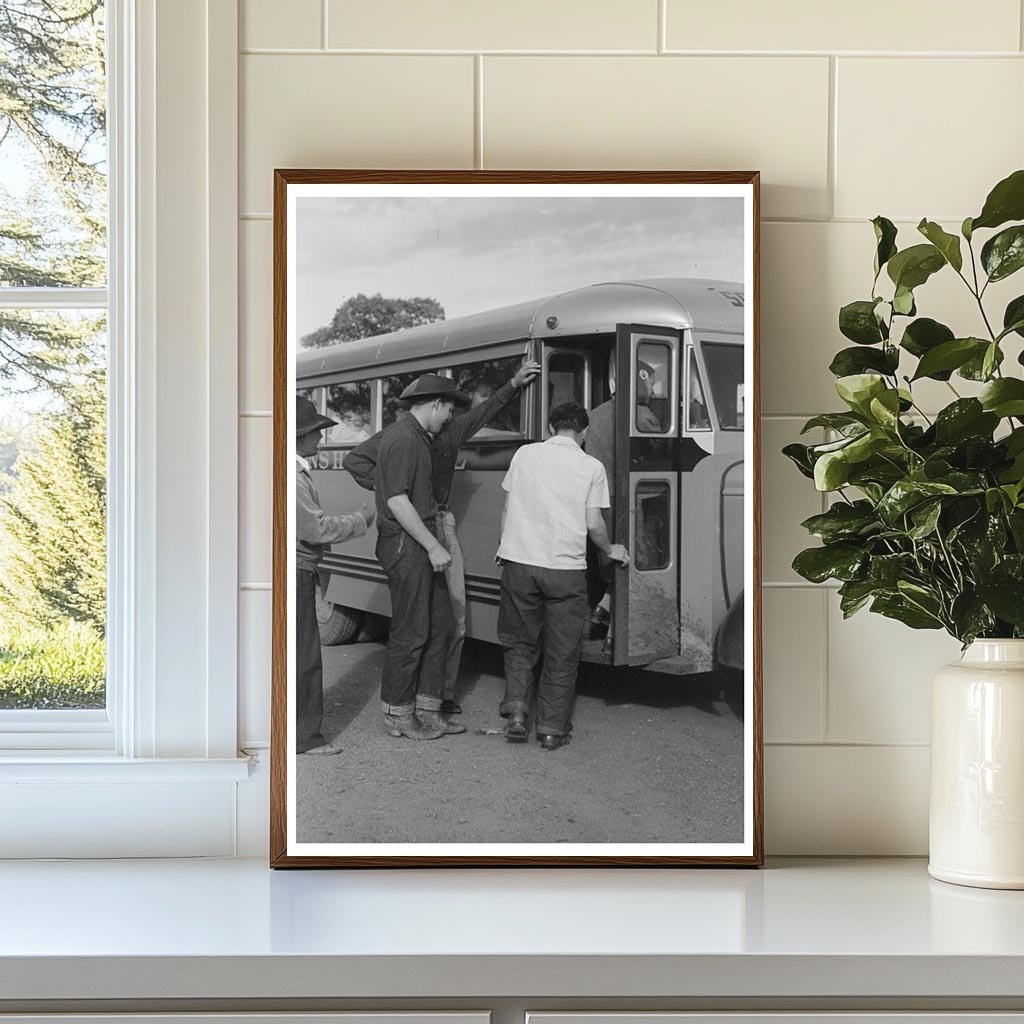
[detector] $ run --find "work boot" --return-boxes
[383,712,444,740]
[417,709,467,735]
[506,710,528,743]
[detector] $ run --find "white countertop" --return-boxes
[2,857,1024,1001]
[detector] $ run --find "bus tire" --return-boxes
[315,585,362,646]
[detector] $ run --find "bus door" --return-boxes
[611,325,680,666]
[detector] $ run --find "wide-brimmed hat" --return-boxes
[398,374,471,408]
[296,395,337,436]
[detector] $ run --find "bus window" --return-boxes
[635,341,671,433]
[448,353,525,436]
[297,386,321,409]
[324,381,372,445]
[547,351,586,410]
[701,341,744,430]
[381,371,422,427]
[635,480,671,570]
[685,347,711,431]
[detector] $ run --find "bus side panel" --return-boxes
[449,467,505,645]
[678,455,722,674]
[313,463,391,614]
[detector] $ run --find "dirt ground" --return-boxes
[295,639,745,845]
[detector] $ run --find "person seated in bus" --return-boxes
[295,396,375,755]
[496,401,629,750]
[343,358,541,722]
[461,381,518,438]
[583,358,660,643]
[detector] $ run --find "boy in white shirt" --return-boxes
[496,401,629,750]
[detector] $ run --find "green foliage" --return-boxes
[787,169,1024,644]
[0,3,108,702]
[0,373,106,633]
[0,619,104,709]
[0,1,106,395]
[302,293,445,347]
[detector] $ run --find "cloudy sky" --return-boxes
[295,195,744,339]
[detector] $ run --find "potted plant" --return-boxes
[785,168,1024,889]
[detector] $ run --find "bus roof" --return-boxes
[296,278,744,380]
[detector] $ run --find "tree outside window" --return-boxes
[0,1,107,709]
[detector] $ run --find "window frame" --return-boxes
[0,4,119,750]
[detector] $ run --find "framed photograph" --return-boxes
[271,170,762,867]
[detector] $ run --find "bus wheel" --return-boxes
[315,585,363,646]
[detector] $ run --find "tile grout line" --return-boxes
[237,47,1024,57]
[766,740,931,748]
[657,0,666,54]
[474,55,484,169]
[820,587,830,743]
[321,0,328,50]
[1021,0,1024,52]
[827,55,838,221]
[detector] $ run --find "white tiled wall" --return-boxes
[236,0,1024,854]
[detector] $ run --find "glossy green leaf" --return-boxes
[976,579,1024,629]
[900,317,954,358]
[934,399,998,445]
[982,341,1001,381]
[887,244,946,291]
[792,542,866,584]
[839,299,886,345]
[872,216,898,277]
[980,378,1024,418]
[960,344,1004,381]
[829,345,899,378]
[868,389,901,430]
[950,593,995,643]
[917,219,963,272]
[962,216,974,241]
[782,442,815,479]
[800,501,879,543]
[892,286,916,316]
[835,373,886,413]
[800,413,866,435]
[971,169,1024,232]
[911,337,987,381]
[908,500,942,539]
[868,552,915,587]
[838,578,879,618]
[877,479,958,524]
[981,225,1024,282]
[814,450,850,491]
[1003,295,1024,340]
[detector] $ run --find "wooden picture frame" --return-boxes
[271,170,762,867]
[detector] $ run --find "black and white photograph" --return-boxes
[272,171,762,866]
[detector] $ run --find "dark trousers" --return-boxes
[497,560,588,737]
[377,529,454,713]
[296,567,326,751]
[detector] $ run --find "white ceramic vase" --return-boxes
[929,639,1024,889]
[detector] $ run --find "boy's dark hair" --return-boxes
[549,401,589,434]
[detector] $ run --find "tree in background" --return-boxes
[0,0,106,399]
[0,1,107,701]
[302,293,444,347]
[0,370,106,634]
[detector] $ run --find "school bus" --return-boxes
[296,278,746,677]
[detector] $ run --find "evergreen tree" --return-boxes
[0,2,107,645]
[0,0,106,396]
[0,371,106,633]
